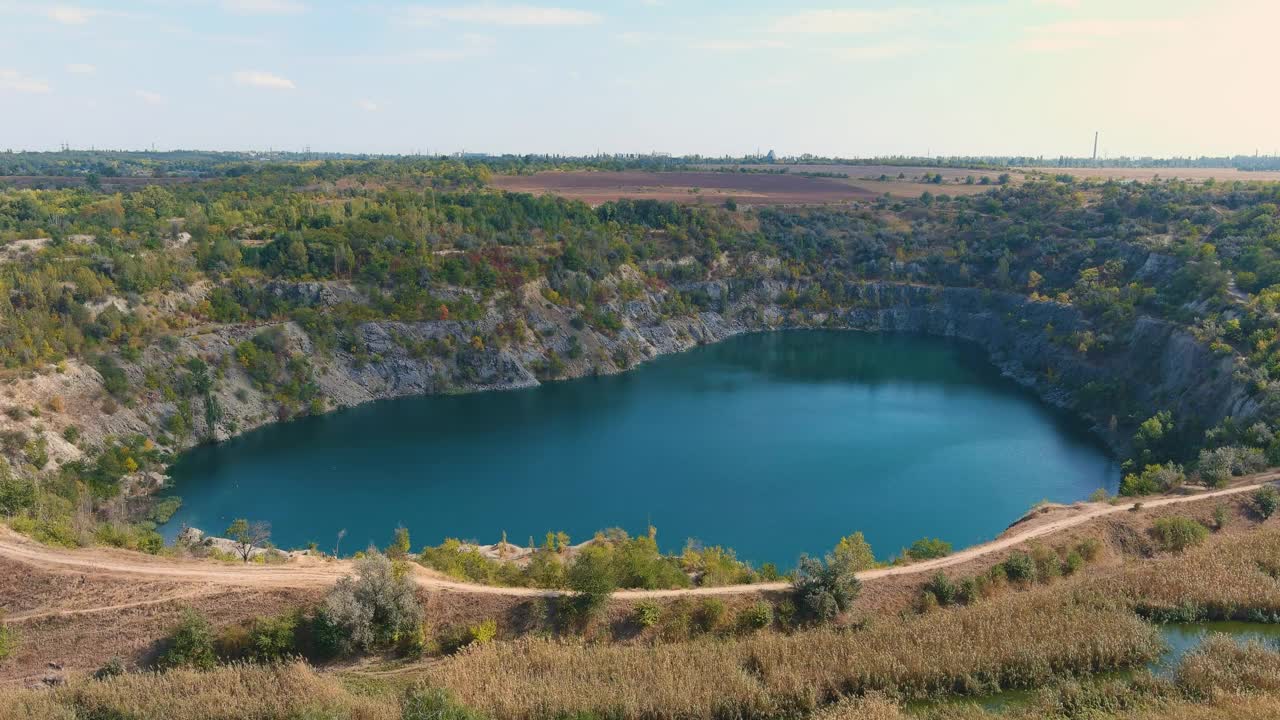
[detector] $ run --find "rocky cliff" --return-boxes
[1,267,1257,489]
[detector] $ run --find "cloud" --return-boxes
[1020,17,1184,51]
[346,34,495,64]
[134,89,165,105]
[0,68,51,93]
[690,39,788,51]
[355,98,378,112]
[406,5,602,26]
[65,63,97,74]
[222,0,307,15]
[770,8,921,34]
[616,31,653,46]
[233,70,296,89]
[48,5,97,24]
[829,41,925,61]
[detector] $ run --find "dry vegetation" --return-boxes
[423,591,1160,719]
[0,662,399,720]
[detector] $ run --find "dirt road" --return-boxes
[2,478,1274,616]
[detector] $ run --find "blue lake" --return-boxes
[164,331,1119,566]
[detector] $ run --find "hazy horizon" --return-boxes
[2,0,1277,158]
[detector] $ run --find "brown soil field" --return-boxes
[490,170,880,206]
[1021,166,1280,182]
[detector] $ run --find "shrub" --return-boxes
[1152,516,1209,553]
[693,598,727,634]
[1213,504,1230,531]
[632,601,661,629]
[0,616,13,661]
[319,551,423,654]
[1002,552,1036,583]
[467,619,497,646]
[0,471,35,516]
[247,612,301,662]
[1076,537,1103,562]
[566,544,617,617]
[1030,544,1061,583]
[922,572,957,606]
[1121,463,1185,495]
[1198,446,1267,487]
[737,602,773,631]
[158,609,217,670]
[792,553,861,623]
[905,537,951,560]
[93,657,125,680]
[403,687,486,720]
[1254,486,1279,520]
[1063,550,1085,575]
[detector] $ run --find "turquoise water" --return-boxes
[163,331,1118,565]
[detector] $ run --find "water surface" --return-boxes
[165,331,1118,565]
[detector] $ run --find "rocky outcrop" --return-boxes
[1,272,1259,489]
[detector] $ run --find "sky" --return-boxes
[0,0,1277,158]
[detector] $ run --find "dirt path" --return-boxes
[2,478,1274,617]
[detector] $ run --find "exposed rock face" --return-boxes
[0,272,1258,489]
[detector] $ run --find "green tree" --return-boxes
[832,531,877,572]
[906,537,952,560]
[225,519,271,563]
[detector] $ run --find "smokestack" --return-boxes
[1092,131,1098,163]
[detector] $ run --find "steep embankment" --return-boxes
[1,264,1256,492]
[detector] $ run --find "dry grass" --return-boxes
[0,662,398,720]
[424,589,1160,719]
[1085,528,1280,620]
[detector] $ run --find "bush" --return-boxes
[1002,552,1036,583]
[792,553,861,623]
[1254,486,1279,520]
[1030,544,1061,583]
[736,602,773,631]
[1151,516,1209,553]
[923,572,957,606]
[566,544,617,617]
[1063,550,1085,575]
[247,612,301,662]
[693,598,727,634]
[0,616,13,661]
[905,537,952,560]
[632,601,661,629]
[1213,504,1230,531]
[1197,446,1266,487]
[0,471,35,516]
[319,551,423,654]
[1076,537,1103,562]
[402,687,487,720]
[467,619,497,646]
[1120,463,1185,495]
[93,657,125,680]
[158,609,217,670]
